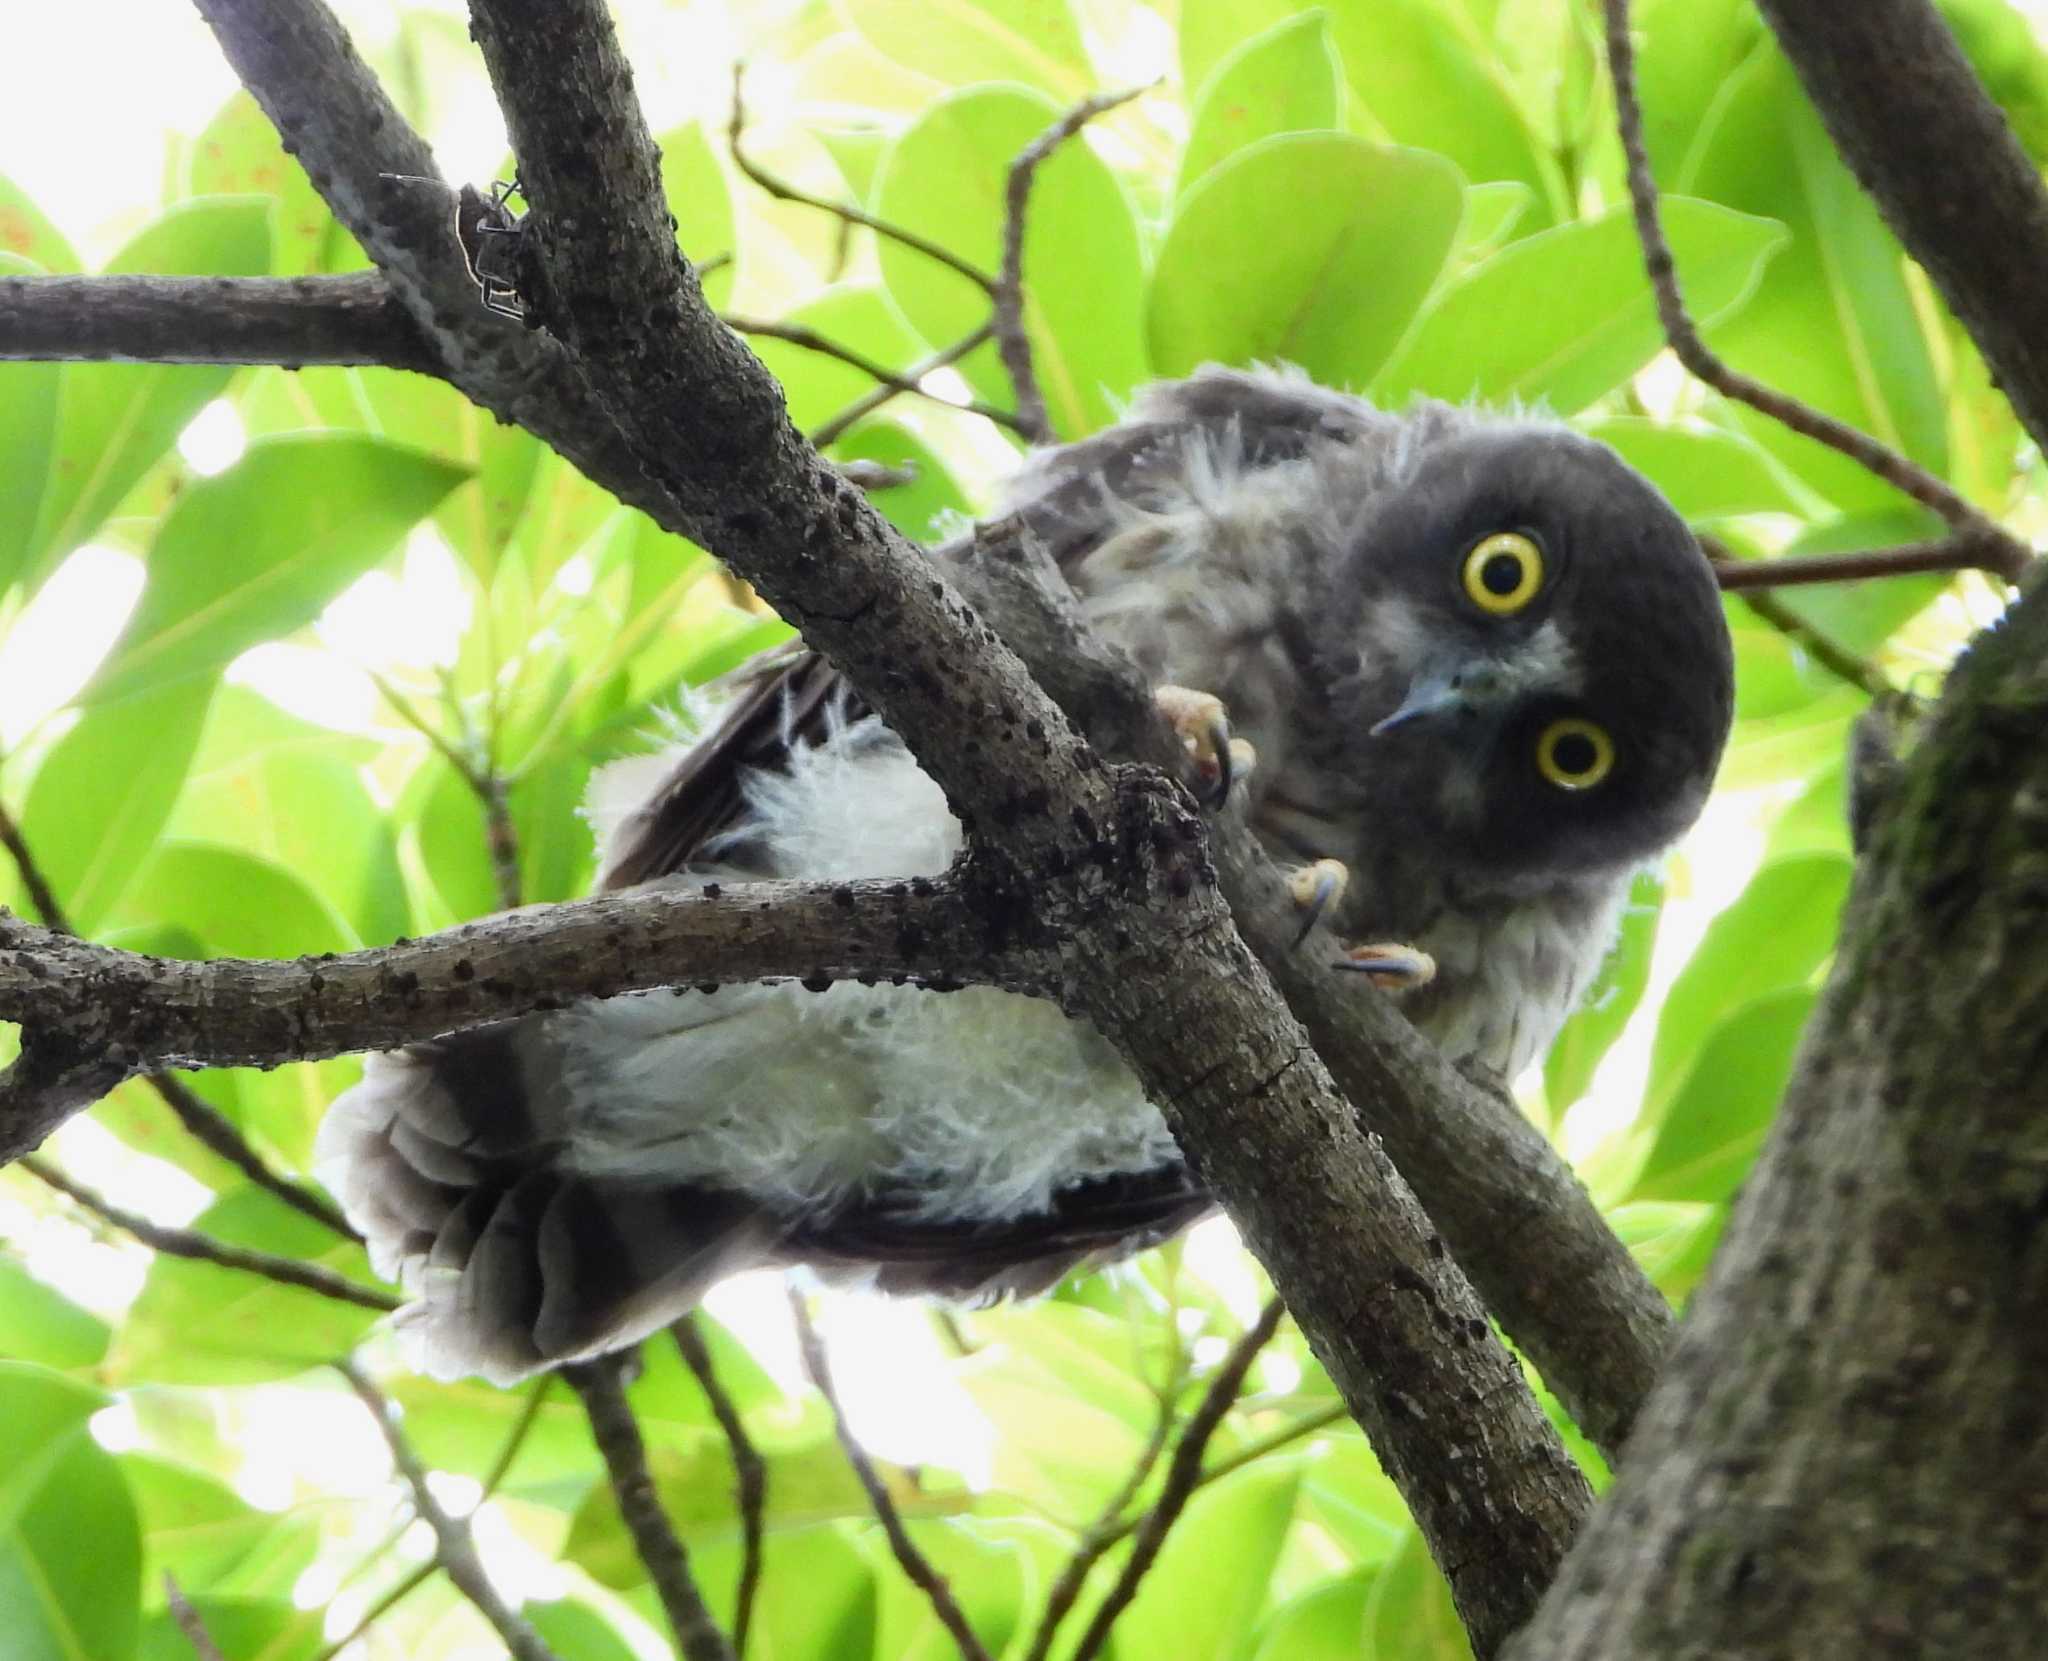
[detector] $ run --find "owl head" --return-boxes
[1325,421,1735,890]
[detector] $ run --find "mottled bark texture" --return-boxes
[1508,577,2048,1658]
[1756,0,2048,460]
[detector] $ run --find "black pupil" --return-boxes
[1552,732,1598,776]
[1481,551,1525,595]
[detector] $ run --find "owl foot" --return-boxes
[1335,942,1437,991]
[1287,857,1349,946]
[1154,685,1254,806]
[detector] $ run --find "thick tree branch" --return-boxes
[565,1356,735,1661]
[0,272,436,369]
[338,1361,561,1661]
[21,1155,395,1310]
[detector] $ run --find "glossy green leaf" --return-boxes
[1581,418,1800,522]
[1250,1572,1374,1661]
[1684,48,1947,509]
[86,434,466,704]
[1180,12,1342,196]
[107,1188,382,1386]
[1362,1529,1474,1660]
[841,0,1092,102]
[1451,180,1534,266]
[749,286,930,434]
[122,1455,319,1597]
[1150,134,1463,387]
[1180,0,1309,101]
[113,841,355,957]
[1114,1461,1302,1659]
[1544,871,1663,1116]
[0,1363,141,1661]
[0,1260,108,1371]
[1769,507,1949,655]
[876,85,1146,437]
[182,90,347,276]
[0,174,80,271]
[526,1599,640,1661]
[1634,0,1765,177]
[137,1596,323,1661]
[1375,199,1786,410]
[0,252,60,595]
[1327,1,1560,226]
[1610,1200,1728,1302]
[18,679,212,932]
[673,1524,877,1661]
[659,121,736,309]
[28,198,271,585]
[862,1519,1026,1661]
[1634,990,1816,1204]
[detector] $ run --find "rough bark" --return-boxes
[1507,573,2048,1659]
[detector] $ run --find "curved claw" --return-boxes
[1288,857,1349,947]
[1332,943,1437,992]
[1203,716,1235,806]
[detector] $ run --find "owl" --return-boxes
[317,367,1735,1383]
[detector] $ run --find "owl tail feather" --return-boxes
[315,1034,775,1386]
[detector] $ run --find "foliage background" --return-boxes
[2,0,2044,1656]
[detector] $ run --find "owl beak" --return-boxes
[1370,658,1513,737]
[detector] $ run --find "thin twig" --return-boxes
[1067,1300,1286,1661]
[164,1574,227,1661]
[484,1375,555,1496]
[1737,593,1892,701]
[726,314,1030,435]
[0,795,352,1236]
[22,1156,397,1311]
[372,671,522,911]
[674,1318,767,1659]
[1604,0,2033,576]
[337,1360,561,1661]
[790,1289,993,1661]
[729,64,995,294]
[809,322,996,449]
[995,86,1151,444]
[566,1356,736,1661]
[1710,533,2026,589]
[312,1560,438,1661]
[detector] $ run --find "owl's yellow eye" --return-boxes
[1537,718,1615,790]
[1461,532,1544,615]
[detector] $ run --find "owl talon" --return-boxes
[1154,686,1250,806]
[1334,942,1437,992]
[1288,857,1349,946]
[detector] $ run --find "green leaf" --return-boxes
[1180,12,1342,196]
[20,678,213,933]
[138,1597,323,1661]
[107,1188,381,1386]
[525,1599,640,1661]
[112,842,354,958]
[1327,1,1560,227]
[1149,134,1463,388]
[1361,1529,1473,1660]
[1250,1572,1374,1661]
[1645,853,1849,1115]
[749,287,931,434]
[1544,872,1662,1116]
[1113,1461,1302,1659]
[659,122,736,310]
[672,1524,877,1661]
[831,420,973,544]
[840,0,1093,102]
[1580,418,1800,522]
[1634,990,1815,1204]
[876,85,1147,437]
[0,175,80,271]
[182,91,347,277]
[0,1363,142,1661]
[87,434,466,704]
[1609,1201,1728,1302]
[1451,180,1534,266]
[0,253,61,597]
[862,1519,1025,1661]
[1180,0,1307,97]
[1375,198,1786,411]
[0,1260,109,1371]
[1684,48,1947,509]
[122,1455,319,1597]
[1769,507,1949,656]
[28,198,272,585]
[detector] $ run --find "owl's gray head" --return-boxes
[1320,422,1734,890]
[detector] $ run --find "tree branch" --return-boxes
[0,272,437,369]
[565,1355,735,1661]
[21,1155,397,1311]
[791,1291,992,1661]
[673,1319,766,1659]
[164,1575,227,1661]
[1711,532,2029,590]
[727,313,1032,436]
[337,1360,561,1661]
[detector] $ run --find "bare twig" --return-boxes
[565,1355,736,1661]
[164,1575,227,1661]
[1604,0,2033,578]
[729,65,996,295]
[0,803,65,929]
[1068,1300,1287,1661]
[337,1360,560,1661]
[0,272,439,370]
[371,672,522,912]
[726,314,1031,435]
[790,1289,993,1661]
[995,87,1150,444]
[1737,591,1891,699]
[312,1561,437,1661]
[1710,533,2027,589]
[21,1156,397,1311]
[673,1318,767,1659]
[809,322,996,449]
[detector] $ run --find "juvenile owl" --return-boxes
[318,367,1735,1383]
